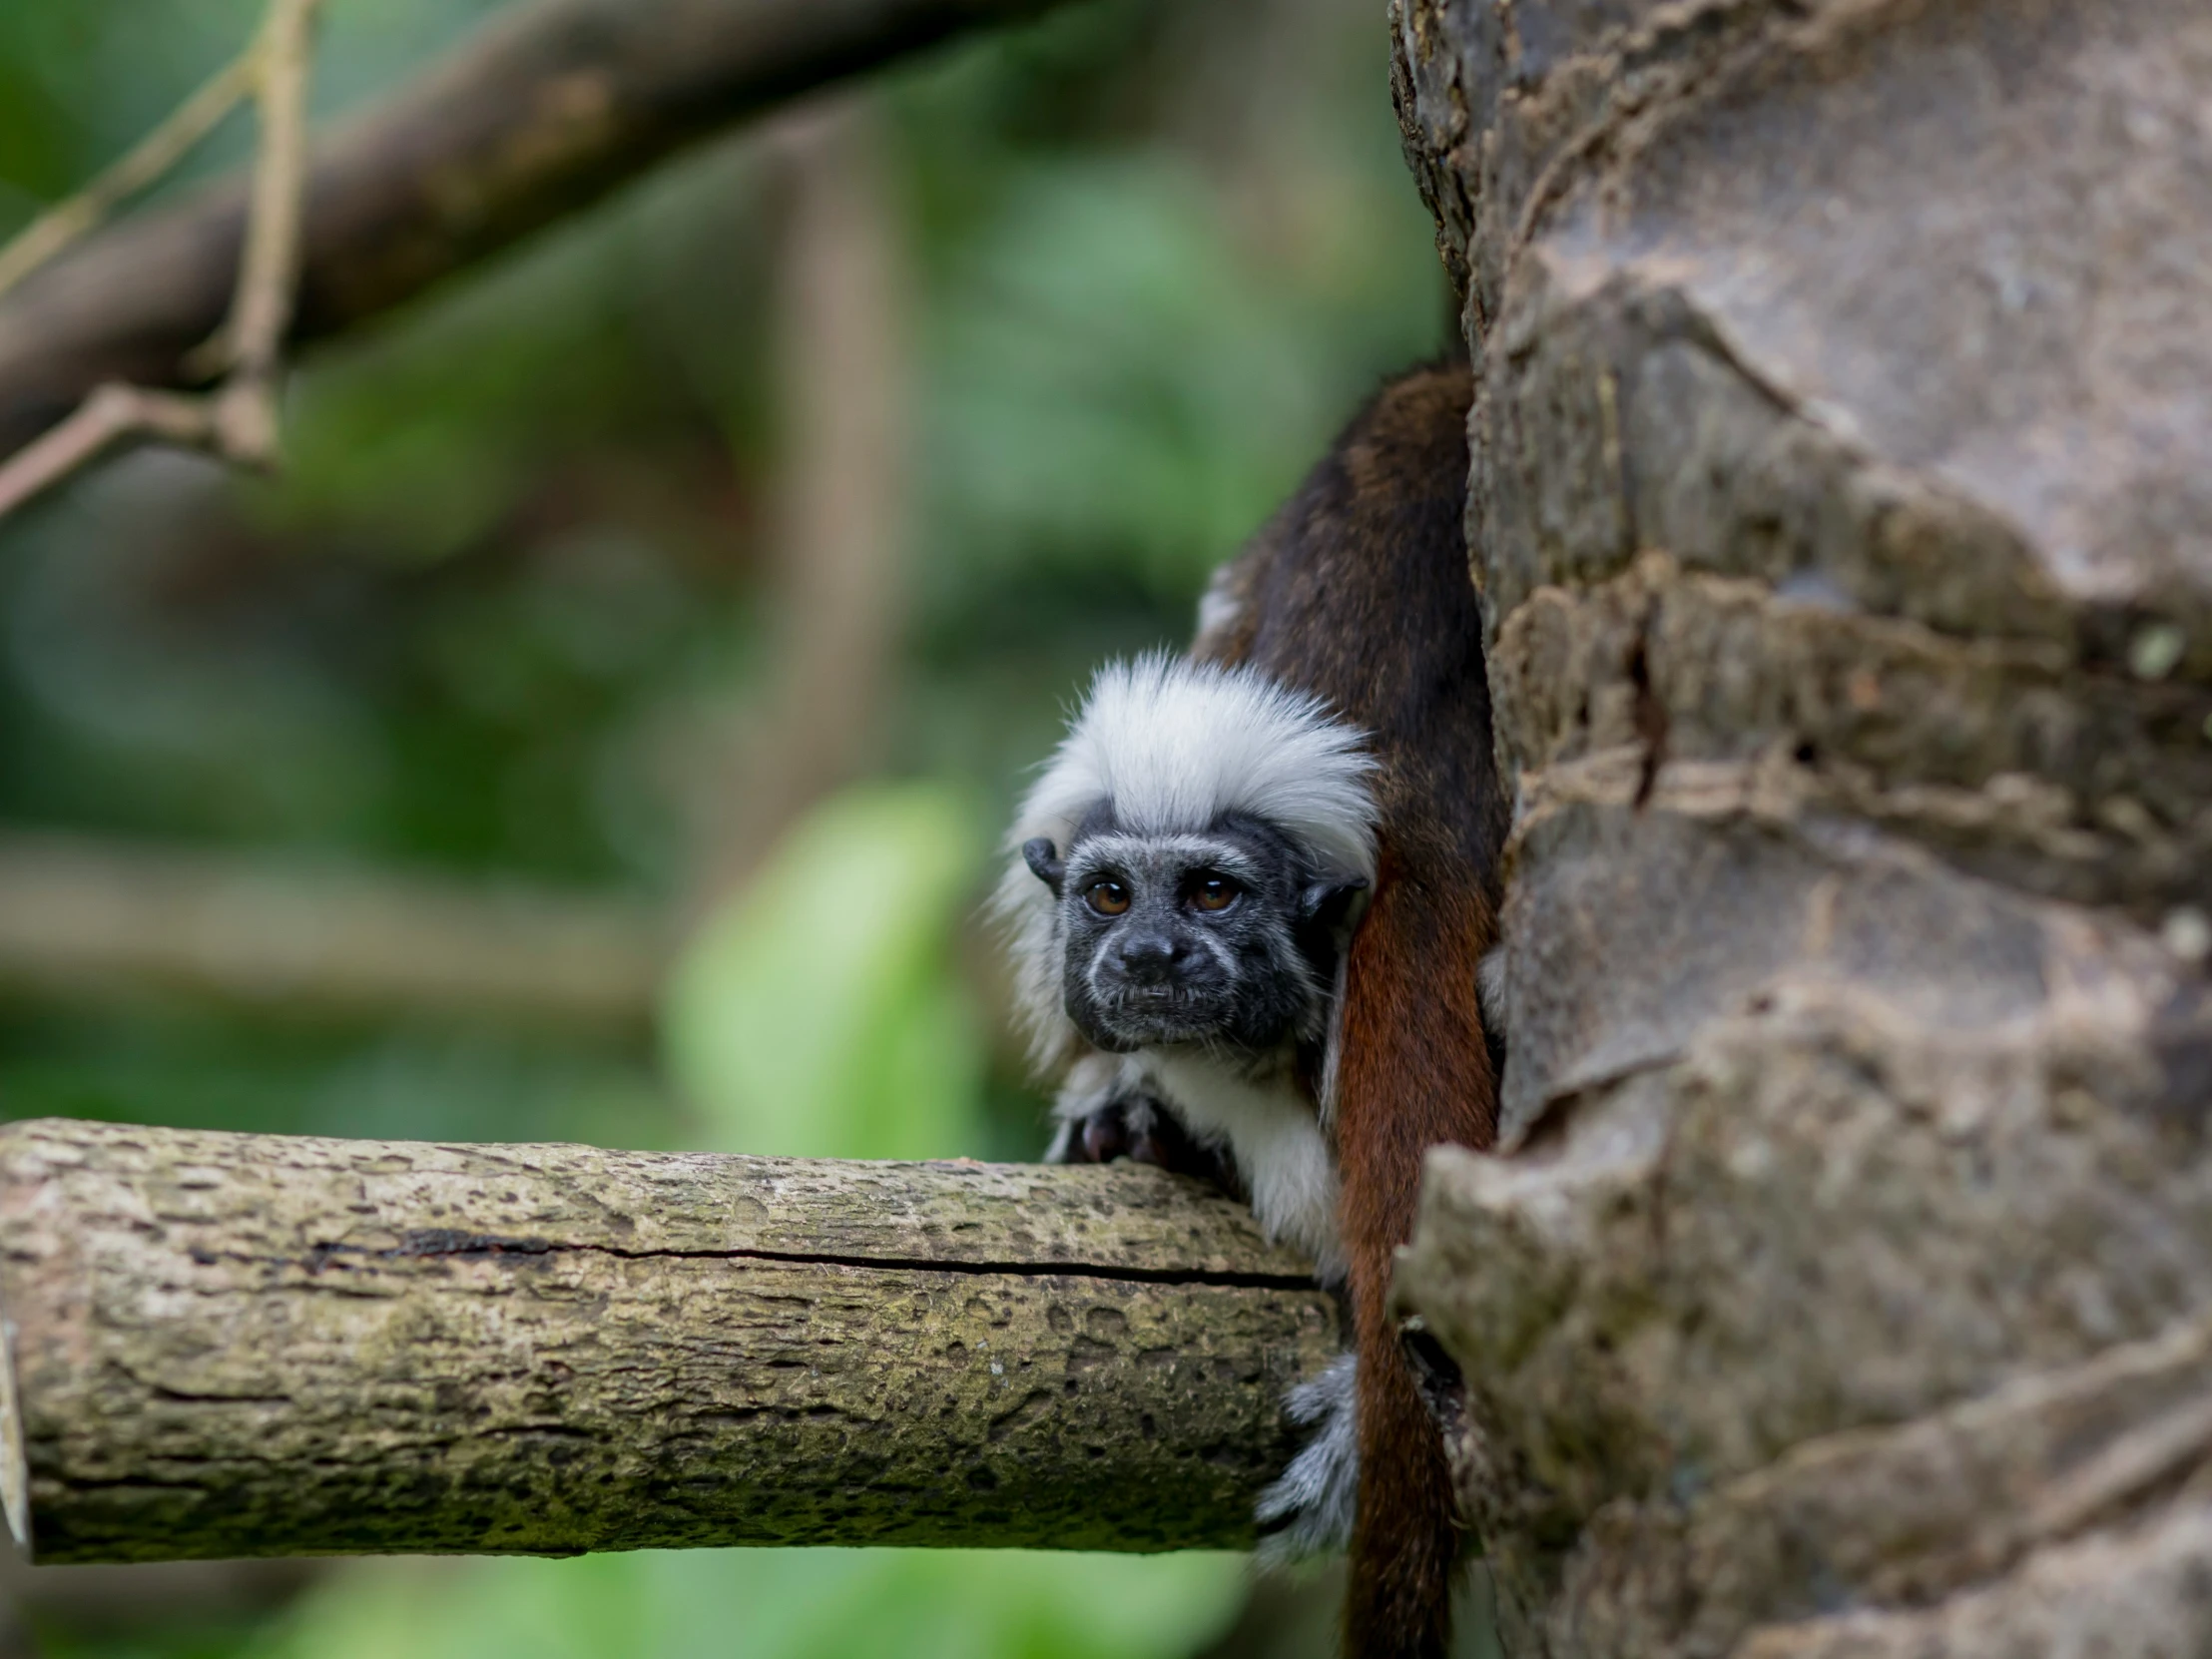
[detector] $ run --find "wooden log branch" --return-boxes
[0,1119,1337,1564]
[0,0,1073,457]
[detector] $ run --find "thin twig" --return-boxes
[0,385,215,519]
[0,0,317,523]
[0,54,257,304]
[191,0,318,386]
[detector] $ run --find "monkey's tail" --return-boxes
[1334,844,1498,1659]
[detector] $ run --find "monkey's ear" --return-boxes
[1022,837,1066,895]
[1299,876,1368,927]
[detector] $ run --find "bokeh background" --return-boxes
[0,0,1454,1652]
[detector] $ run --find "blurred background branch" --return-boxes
[0,831,664,1033]
[0,0,1074,458]
[0,0,318,520]
[682,100,908,918]
[0,48,256,302]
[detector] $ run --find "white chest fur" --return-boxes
[1142,1049,1345,1285]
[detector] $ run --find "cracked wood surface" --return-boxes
[0,1118,1337,1564]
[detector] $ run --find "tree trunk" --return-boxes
[0,1119,1335,1563]
[1388,1,2212,1652]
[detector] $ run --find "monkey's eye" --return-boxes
[1085,879,1131,916]
[1188,873,1241,912]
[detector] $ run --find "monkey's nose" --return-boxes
[1114,931,1185,984]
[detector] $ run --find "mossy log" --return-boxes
[0,1119,1338,1565]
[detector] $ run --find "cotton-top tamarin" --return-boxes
[998,361,1501,1659]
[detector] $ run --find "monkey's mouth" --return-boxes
[1093,983,1235,1043]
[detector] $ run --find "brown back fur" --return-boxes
[1197,360,1501,1659]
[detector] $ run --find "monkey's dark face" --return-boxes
[1023,812,1363,1056]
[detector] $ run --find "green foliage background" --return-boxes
[0,0,1445,1652]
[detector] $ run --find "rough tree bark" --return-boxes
[0,1119,1336,1564]
[1387,1,2212,1654]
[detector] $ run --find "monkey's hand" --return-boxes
[1042,1058,1241,1193]
[1254,1351,1359,1566]
[1053,1094,1234,1184]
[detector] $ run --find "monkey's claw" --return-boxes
[1080,1106,1132,1164]
[1255,1352,1360,1566]
[1051,1096,1239,1192]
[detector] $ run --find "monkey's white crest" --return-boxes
[996,654,1378,1066]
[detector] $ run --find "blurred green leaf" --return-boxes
[662,781,988,1160]
[253,1547,1247,1659]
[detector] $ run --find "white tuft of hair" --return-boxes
[995,654,1379,1069]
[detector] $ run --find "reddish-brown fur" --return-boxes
[1199,359,1501,1659]
[1337,857,1496,1655]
